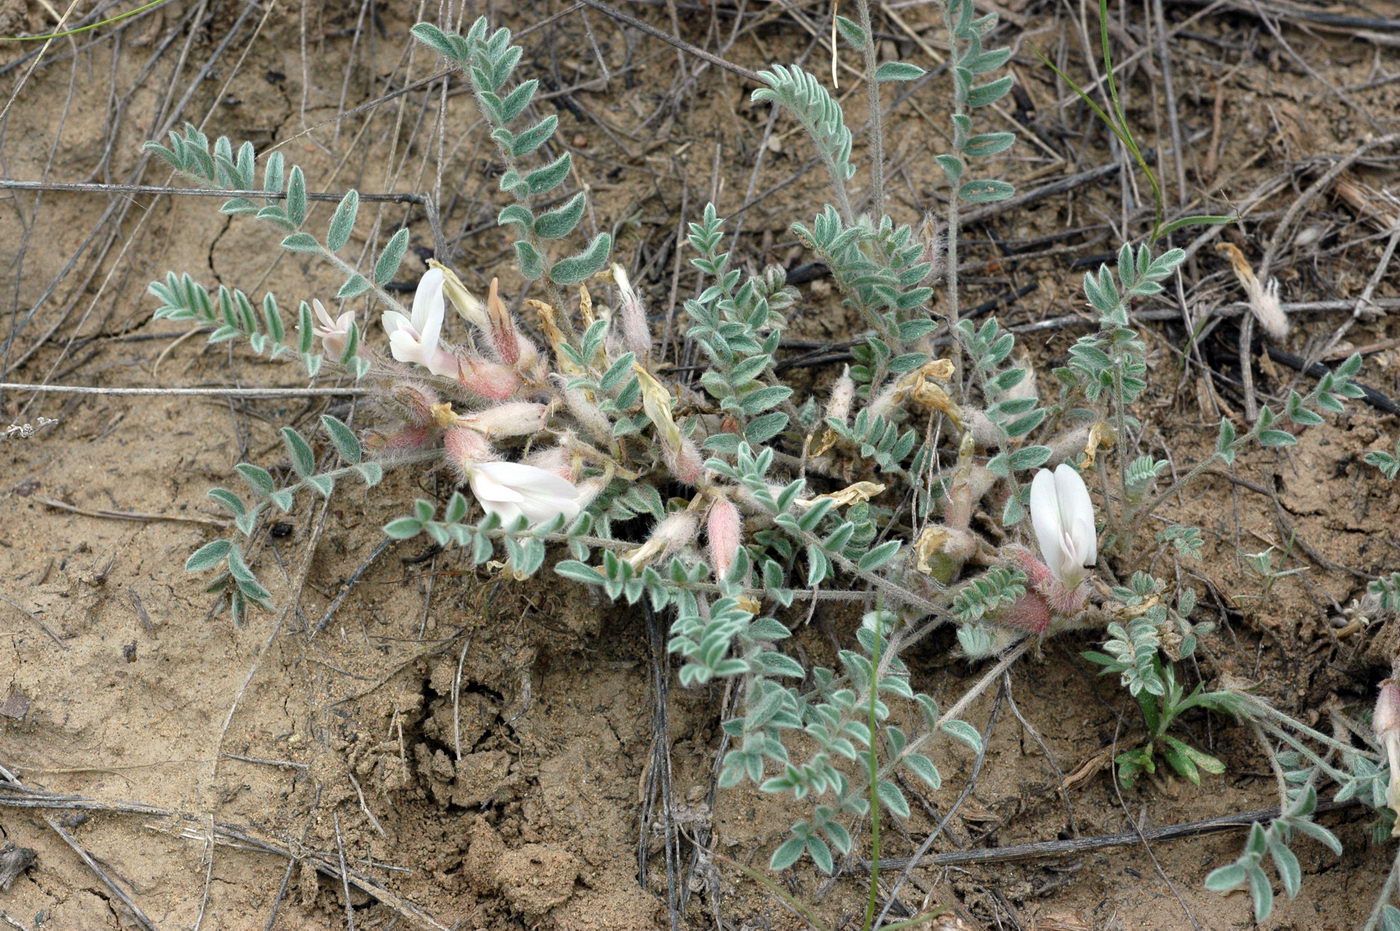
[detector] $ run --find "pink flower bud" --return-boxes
[665,435,704,486]
[485,278,521,366]
[443,427,495,483]
[997,590,1052,635]
[1377,679,1400,831]
[706,496,742,580]
[365,425,437,463]
[460,402,548,439]
[389,382,441,428]
[525,446,576,481]
[627,510,700,568]
[611,264,651,362]
[457,353,521,401]
[1376,680,1400,739]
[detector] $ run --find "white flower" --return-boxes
[1029,463,1097,587]
[312,299,355,359]
[467,461,581,527]
[381,268,458,377]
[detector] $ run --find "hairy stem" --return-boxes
[855,0,884,218]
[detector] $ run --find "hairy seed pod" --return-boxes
[706,496,742,580]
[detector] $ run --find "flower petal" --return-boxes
[1029,468,1063,574]
[1053,463,1096,567]
[381,310,410,337]
[470,461,580,526]
[469,469,526,504]
[412,268,446,334]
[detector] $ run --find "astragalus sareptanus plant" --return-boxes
[133,5,1400,928]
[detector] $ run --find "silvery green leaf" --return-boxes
[964,131,1015,157]
[941,719,982,753]
[383,517,422,539]
[1258,429,1297,447]
[555,560,604,585]
[281,232,319,253]
[444,491,469,523]
[509,114,557,157]
[326,189,358,251]
[320,415,361,463]
[549,232,611,286]
[966,75,1013,107]
[834,15,866,47]
[857,540,900,571]
[526,152,573,195]
[744,412,787,445]
[514,240,545,280]
[286,166,306,226]
[876,780,910,818]
[262,293,285,343]
[1007,445,1051,470]
[498,203,533,233]
[1268,839,1301,898]
[1290,818,1342,855]
[533,192,586,240]
[875,61,925,82]
[144,141,181,169]
[220,197,257,215]
[374,228,410,285]
[226,545,255,583]
[903,752,942,789]
[338,321,360,365]
[769,836,805,870]
[497,79,537,123]
[262,150,284,193]
[282,427,315,477]
[353,462,383,486]
[186,539,231,572]
[1204,863,1247,892]
[1246,864,1273,920]
[207,488,245,519]
[959,179,1015,203]
[410,22,460,59]
[269,489,294,512]
[337,274,370,299]
[235,464,276,497]
[305,475,333,498]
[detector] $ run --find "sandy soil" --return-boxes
[1,0,1398,928]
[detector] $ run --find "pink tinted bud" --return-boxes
[998,591,1052,635]
[611,264,651,362]
[390,382,441,428]
[443,427,495,483]
[461,402,548,439]
[1377,678,1400,831]
[1376,680,1400,738]
[665,435,704,486]
[485,278,520,366]
[525,446,575,481]
[706,497,742,580]
[366,425,436,456]
[458,353,521,401]
[628,510,700,568]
